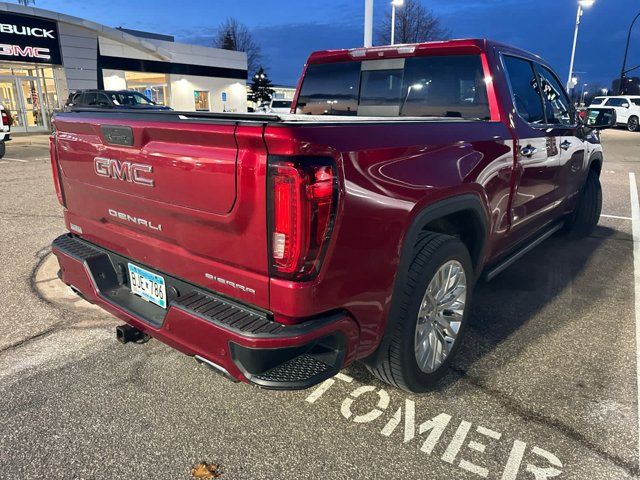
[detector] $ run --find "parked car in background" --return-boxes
[51,39,615,393]
[65,90,172,111]
[0,104,11,159]
[268,98,293,114]
[255,98,293,114]
[589,95,640,132]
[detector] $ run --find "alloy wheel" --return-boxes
[414,260,467,373]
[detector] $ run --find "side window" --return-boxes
[535,66,574,126]
[503,55,545,124]
[96,93,110,106]
[83,92,97,106]
[605,98,622,107]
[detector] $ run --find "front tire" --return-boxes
[628,116,639,133]
[0,141,5,159]
[565,170,602,238]
[368,232,473,392]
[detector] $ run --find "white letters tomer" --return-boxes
[305,377,563,479]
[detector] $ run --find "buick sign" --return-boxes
[0,13,61,64]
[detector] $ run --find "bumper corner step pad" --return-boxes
[53,234,103,261]
[253,354,333,384]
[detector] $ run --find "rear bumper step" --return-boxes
[52,234,359,390]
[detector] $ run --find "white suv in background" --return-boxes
[589,96,640,132]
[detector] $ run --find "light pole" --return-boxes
[567,0,595,91]
[391,0,404,45]
[618,12,640,94]
[364,0,374,47]
[580,84,589,106]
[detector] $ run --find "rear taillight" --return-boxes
[269,157,338,280]
[1,111,8,126]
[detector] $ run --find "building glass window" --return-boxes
[124,71,169,105]
[0,63,57,131]
[194,90,210,111]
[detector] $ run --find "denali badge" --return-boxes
[94,157,154,187]
[108,209,162,232]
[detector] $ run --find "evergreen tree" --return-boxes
[249,67,275,105]
[221,31,235,51]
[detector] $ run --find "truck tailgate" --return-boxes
[52,113,270,309]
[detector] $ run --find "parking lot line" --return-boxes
[629,171,640,468]
[2,158,28,163]
[601,214,633,221]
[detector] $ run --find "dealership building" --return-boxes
[0,2,248,134]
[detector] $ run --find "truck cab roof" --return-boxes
[306,39,545,66]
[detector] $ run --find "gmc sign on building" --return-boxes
[0,12,61,64]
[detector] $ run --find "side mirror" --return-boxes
[622,102,630,108]
[585,107,616,129]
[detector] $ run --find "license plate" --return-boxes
[128,263,167,309]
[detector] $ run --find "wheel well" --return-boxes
[420,210,484,271]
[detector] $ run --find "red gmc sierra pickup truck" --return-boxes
[50,39,615,392]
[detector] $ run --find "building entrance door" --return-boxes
[0,77,23,130]
[0,76,48,133]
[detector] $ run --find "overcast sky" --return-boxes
[32,0,640,90]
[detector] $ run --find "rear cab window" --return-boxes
[295,54,490,120]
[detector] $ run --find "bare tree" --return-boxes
[213,18,261,76]
[376,0,450,45]
[16,0,36,5]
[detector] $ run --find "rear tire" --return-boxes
[565,170,602,238]
[628,116,639,133]
[368,232,474,393]
[0,141,5,159]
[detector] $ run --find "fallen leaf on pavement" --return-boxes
[190,462,224,479]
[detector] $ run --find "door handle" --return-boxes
[560,140,572,151]
[520,145,538,158]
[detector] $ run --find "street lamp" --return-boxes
[391,0,404,45]
[618,12,640,94]
[399,83,424,115]
[567,0,595,91]
[580,84,589,106]
[364,0,374,47]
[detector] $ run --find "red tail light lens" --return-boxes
[1,111,8,126]
[269,157,338,280]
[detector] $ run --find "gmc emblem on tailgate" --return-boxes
[94,157,154,187]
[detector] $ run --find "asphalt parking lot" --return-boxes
[0,130,639,479]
